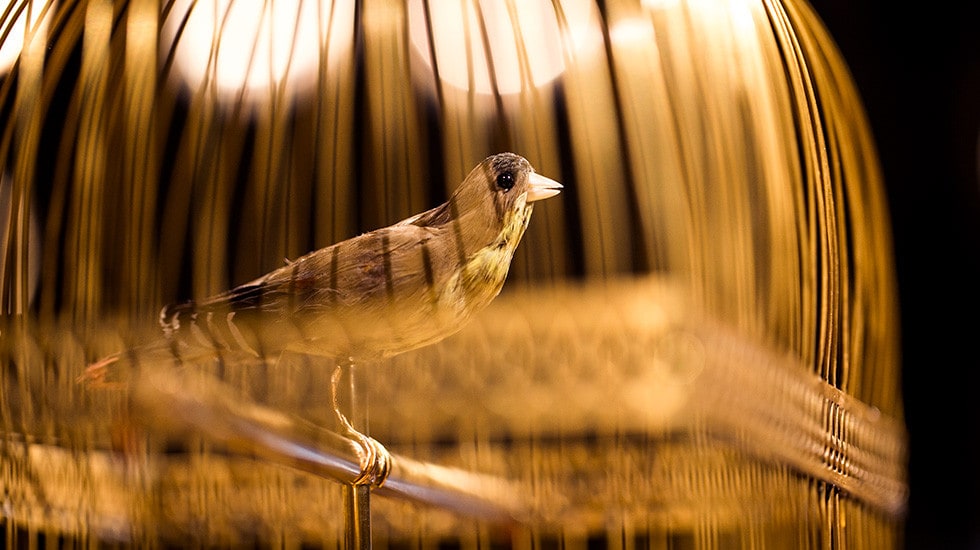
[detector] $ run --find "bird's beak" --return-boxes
[526,172,563,202]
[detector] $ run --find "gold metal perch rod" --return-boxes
[130,364,526,524]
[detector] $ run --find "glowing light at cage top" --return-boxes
[162,0,354,100]
[640,0,682,9]
[0,0,51,73]
[408,0,599,95]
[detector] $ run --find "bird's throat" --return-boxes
[449,203,534,316]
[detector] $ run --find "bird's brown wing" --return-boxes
[157,223,449,358]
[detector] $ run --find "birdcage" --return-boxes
[0,0,905,547]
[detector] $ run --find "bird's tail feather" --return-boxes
[77,353,126,388]
[77,341,176,389]
[78,337,276,391]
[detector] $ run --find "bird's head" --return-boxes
[481,152,563,217]
[450,153,563,253]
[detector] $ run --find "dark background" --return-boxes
[807,1,980,547]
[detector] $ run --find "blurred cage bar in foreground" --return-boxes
[0,0,904,548]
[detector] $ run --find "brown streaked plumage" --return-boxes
[82,153,561,383]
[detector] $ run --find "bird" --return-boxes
[80,152,561,472]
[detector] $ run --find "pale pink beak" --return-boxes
[526,172,563,202]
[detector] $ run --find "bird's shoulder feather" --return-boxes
[394,201,453,228]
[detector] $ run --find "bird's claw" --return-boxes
[347,431,392,488]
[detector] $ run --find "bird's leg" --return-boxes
[330,362,360,437]
[330,360,391,487]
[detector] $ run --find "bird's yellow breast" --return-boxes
[441,203,533,317]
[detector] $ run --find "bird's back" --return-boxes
[158,220,469,362]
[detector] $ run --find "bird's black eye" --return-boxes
[496,172,515,191]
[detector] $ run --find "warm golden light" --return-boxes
[0,0,52,73]
[162,0,355,102]
[641,0,681,9]
[408,0,599,94]
[0,0,906,546]
[609,16,656,47]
